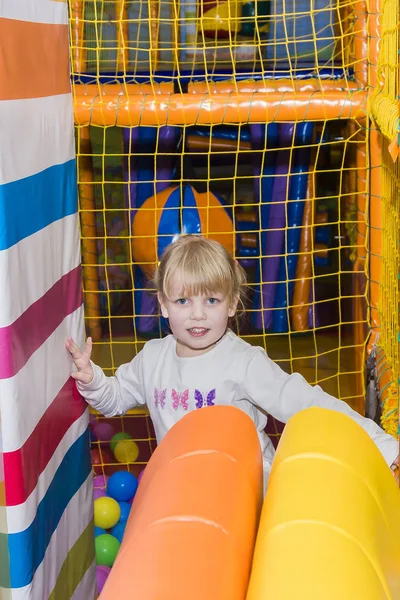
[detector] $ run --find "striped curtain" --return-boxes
[0,1,95,598]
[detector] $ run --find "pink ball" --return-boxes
[93,474,109,489]
[137,470,144,484]
[96,565,111,594]
[92,422,114,444]
[93,488,107,501]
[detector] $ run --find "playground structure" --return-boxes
[98,406,400,598]
[71,0,400,423]
[0,0,399,598]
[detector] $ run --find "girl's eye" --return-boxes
[207,297,220,305]
[176,298,188,305]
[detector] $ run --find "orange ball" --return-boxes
[132,185,234,279]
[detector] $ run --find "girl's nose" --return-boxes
[190,302,206,320]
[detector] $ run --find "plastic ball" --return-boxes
[95,534,120,567]
[94,496,121,529]
[93,488,107,501]
[110,521,127,544]
[91,447,114,476]
[114,439,139,464]
[110,432,132,454]
[94,526,106,538]
[92,421,114,445]
[132,185,234,279]
[96,565,111,594]
[118,501,131,522]
[93,474,109,489]
[107,471,138,502]
[137,470,144,484]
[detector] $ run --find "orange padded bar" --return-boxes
[100,406,263,600]
[74,90,367,126]
[188,79,362,94]
[72,82,174,97]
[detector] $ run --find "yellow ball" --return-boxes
[94,496,121,530]
[114,439,139,464]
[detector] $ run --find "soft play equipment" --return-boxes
[199,0,242,38]
[0,4,94,599]
[99,405,263,599]
[272,122,314,332]
[246,407,400,599]
[264,0,335,62]
[131,184,234,328]
[292,163,315,331]
[123,125,178,334]
[250,122,315,333]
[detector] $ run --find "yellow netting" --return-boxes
[367,0,399,435]
[370,0,399,151]
[375,136,400,436]
[68,0,399,475]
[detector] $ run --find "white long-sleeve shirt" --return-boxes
[78,330,398,484]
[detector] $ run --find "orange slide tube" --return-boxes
[100,406,263,599]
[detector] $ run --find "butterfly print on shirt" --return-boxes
[154,388,167,409]
[171,389,189,411]
[194,389,216,409]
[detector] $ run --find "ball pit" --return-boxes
[91,428,143,578]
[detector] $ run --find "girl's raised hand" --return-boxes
[66,336,94,384]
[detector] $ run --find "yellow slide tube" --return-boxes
[246,407,400,599]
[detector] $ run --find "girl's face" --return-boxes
[159,275,237,358]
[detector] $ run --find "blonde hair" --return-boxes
[154,235,247,309]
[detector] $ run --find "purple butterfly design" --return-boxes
[194,389,216,409]
[171,389,189,411]
[154,388,167,409]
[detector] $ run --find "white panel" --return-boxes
[4,412,89,534]
[0,214,80,328]
[0,0,67,25]
[70,560,97,600]
[0,306,85,452]
[7,474,94,600]
[0,94,75,185]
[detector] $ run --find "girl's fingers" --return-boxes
[82,337,93,360]
[66,337,83,360]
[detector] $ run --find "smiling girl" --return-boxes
[66,235,399,490]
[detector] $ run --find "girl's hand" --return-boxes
[66,337,94,385]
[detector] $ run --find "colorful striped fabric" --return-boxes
[0,1,95,598]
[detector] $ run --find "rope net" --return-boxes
[68,0,399,476]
